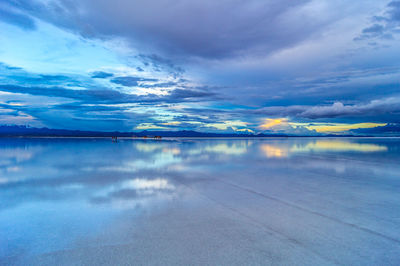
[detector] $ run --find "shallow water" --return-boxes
[1,137,400,265]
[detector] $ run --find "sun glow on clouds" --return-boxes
[301,122,387,133]
[259,118,287,129]
[259,118,386,134]
[162,121,181,126]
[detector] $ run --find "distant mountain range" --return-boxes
[0,125,353,138]
[0,125,285,137]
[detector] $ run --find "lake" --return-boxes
[1,137,400,265]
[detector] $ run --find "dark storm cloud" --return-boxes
[299,98,400,118]
[137,81,177,89]
[53,103,129,112]
[0,62,221,107]
[91,71,114,79]
[362,24,385,34]
[0,64,92,88]
[252,96,400,120]
[0,63,22,70]
[0,83,220,105]
[0,84,136,104]
[252,105,309,117]
[236,66,400,109]
[0,3,36,30]
[388,1,400,21]
[356,1,400,41]
[110,76,158,87]
[168,88,216,100]
[10,0,325,59]
[137,54,184,76]
[0,98,162,131]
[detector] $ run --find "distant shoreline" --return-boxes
[0,125,399,138]
[1,135,399,139]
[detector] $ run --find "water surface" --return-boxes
[1,137,400,265]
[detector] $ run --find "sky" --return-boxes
[0,0,399,135]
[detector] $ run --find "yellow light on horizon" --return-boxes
[305,122,386,133]
[260,118,286,129]
[162,121,181,126]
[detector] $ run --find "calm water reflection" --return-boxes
[1,138,400,265]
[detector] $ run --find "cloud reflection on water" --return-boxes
[90,178,176,209]
[0,137,399,261]
[291,140,388,153]
[260,144,288,158]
